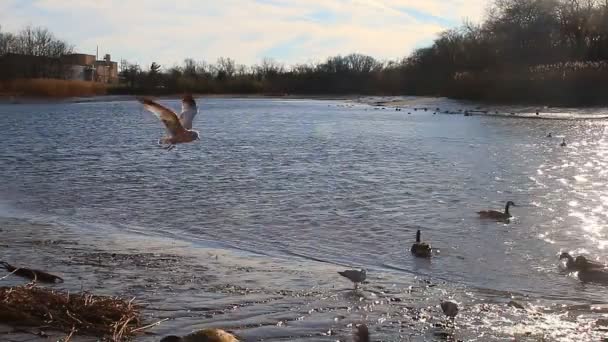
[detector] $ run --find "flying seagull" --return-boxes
[138,95,199,150]
[338,269,366,290]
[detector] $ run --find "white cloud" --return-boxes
[0,0,489,68]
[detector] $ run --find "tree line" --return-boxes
[4,0,608,105]
[403,0,608,104]
[114,55,403,95]
[113,0,608,104]
[0,25,73,58]
[0,25,74,80]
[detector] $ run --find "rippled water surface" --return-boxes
[1,97,608,341]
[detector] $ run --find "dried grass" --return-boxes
[0,285,142,340]
[0,78,107,97]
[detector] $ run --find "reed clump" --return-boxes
[0,78,107,97]
[0,285,142,340]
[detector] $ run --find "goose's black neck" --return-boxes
[416,230,421,243]
[504,202,511,215]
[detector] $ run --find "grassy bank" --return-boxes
[0,79,107,98]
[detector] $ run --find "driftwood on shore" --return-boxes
[0,285,144,340]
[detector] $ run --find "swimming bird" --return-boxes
[546,132,552,138]
[441,301,459,319]
[477,201,516,221]
[578,268,608,284]
[160,329,239,342]
[0,261,63,283]
[353,324,369,342]
[338,269,366,290]
[138,95,199,150]
[411,230,432,258]
[560,138,567,147]
[559,253,605,271]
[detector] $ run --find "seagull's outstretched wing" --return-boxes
[179,95,198,129]
[138,98,186,137]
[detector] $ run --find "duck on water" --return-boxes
[477,201,516,222]
[559,253,608,284]
[578,268,608,284]
[411,230,432,258]
[160,328,238,342]
[559,253,605,271]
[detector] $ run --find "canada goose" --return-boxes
[477,201,516,221]
[411,230,432,258]
[353,324,369,342]
[546,133,552,138]
[559,252,576,269]
[441,301,459,319]
[160,329,239,342]
[560,138,567,147]
[560,253,605,271]
[578,268,608,284]
[0,261,63,284]
[575,256,605,270]
[338,269,366,290]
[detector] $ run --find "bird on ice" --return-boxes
[338,269,366,290]
[138,95,199,150]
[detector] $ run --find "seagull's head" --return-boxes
[190,130,200,141]
[182,94,196,108]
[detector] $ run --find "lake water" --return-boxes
[1,97,608,341]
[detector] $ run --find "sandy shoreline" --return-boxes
[2,216,608,341]
[0,217,440,341]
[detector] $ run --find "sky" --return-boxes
[0,0,487,69]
